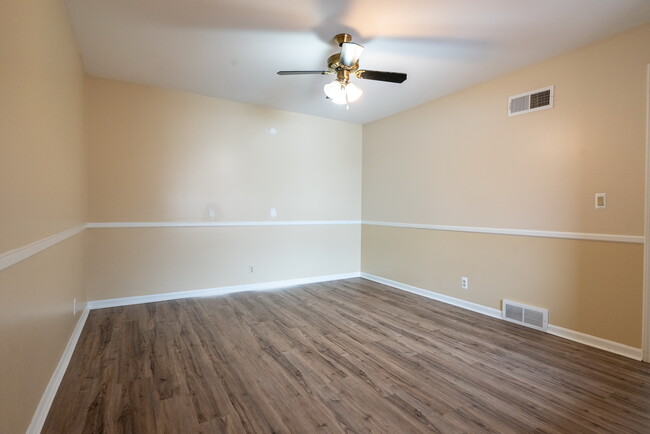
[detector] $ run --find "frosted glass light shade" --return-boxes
[323,80,363,104]
[344,82,362,102]
[323,80,347,104]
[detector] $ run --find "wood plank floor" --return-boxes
[43,278,650,433]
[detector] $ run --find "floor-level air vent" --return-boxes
[508,85,554,117]
[502,300,548,331]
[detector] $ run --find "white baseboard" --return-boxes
[361,273,502,319]
[27,306,90,434]
[360,273,643,361]
[88,272,362,309]
[547,325,642,361]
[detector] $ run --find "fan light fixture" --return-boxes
[277,33,407,109]
[323,80,362,105]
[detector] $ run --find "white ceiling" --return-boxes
[64,0,650,124]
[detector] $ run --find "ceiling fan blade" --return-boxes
[277,70,329,75]
[355,70,407,83]
[340,42,364,67]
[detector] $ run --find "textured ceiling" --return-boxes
[64,0,650,124]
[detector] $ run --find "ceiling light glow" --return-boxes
[323,80,362,105]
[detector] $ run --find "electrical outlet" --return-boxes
[249,265,254,273]
[595,193,606,209]
[461,277,469,289]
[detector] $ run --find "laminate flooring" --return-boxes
[43,278,650,433]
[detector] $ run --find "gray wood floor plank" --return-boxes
[43,278,650,433]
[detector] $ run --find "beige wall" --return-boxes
[86,77,362,300]
[0,1,87,432]
[362,24,650,347]
[364,24,649,235]
[0,234,86,432]
[362,225,643,347]
[87,77,361,223]
[88,226,360,300]
[0,1,87,253]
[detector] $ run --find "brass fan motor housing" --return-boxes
[327,53,359,85]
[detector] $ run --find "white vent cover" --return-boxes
[502,300,548,331]
[508,86,554,117]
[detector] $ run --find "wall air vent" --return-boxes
[508,85,554,117]
[502,300,548,331]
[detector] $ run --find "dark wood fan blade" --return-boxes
[277,71,329,75]
[355,70,407,83]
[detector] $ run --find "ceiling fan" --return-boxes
[277,33,407,106]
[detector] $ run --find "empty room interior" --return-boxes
[3,0,650,432]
